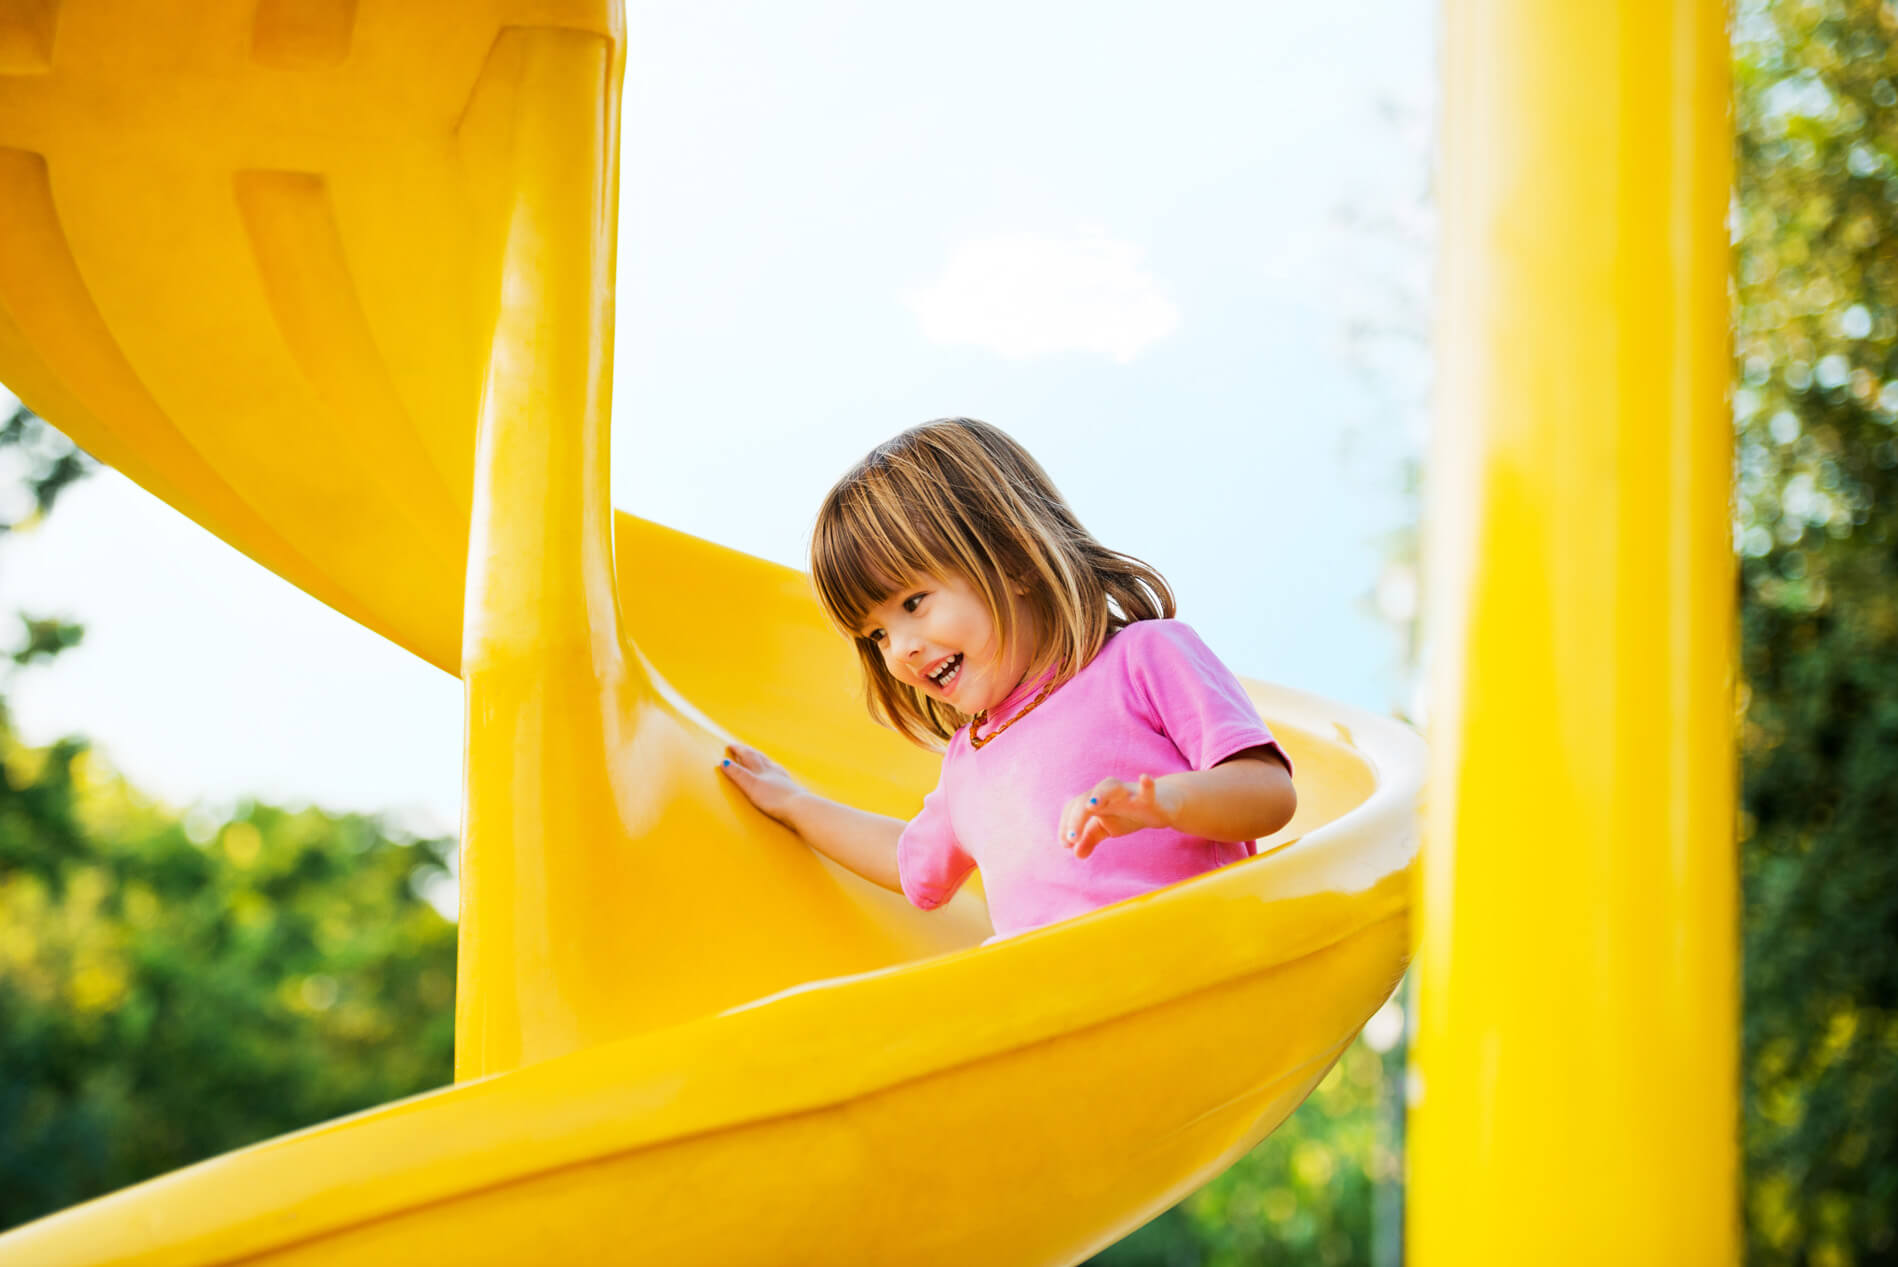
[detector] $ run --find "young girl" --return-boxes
[719,417,1296,941]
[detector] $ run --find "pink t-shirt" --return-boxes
[898,619,1288,940]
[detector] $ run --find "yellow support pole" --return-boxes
[455,25,636,1078]
[1413,2,1735,1262]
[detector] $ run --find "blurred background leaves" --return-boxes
[0,407,456,1227]
[1734,2,1898,1263]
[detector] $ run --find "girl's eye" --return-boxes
[903,592,927,613]
[866,629,885,644]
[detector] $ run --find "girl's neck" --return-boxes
[990,649,1059,718]
[982,589,1059,718]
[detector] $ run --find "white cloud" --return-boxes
[902,229,1181,364]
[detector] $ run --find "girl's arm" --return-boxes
[719,742,906,892]
[1060,747,1296,859]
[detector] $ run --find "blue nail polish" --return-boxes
[1088,797,1097,805]
[1068,831,1077,839]
[722,759,730,767]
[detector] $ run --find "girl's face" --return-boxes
[858,572,1040,716]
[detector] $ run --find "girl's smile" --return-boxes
[859,573,1039,717]
[921,652,963,693]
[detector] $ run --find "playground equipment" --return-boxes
[0,3,1425,1264]
[1414,2,1735,1262]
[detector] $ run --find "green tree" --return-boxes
[0,754,459,1229]
[0,401,459,1232]
[0,401,92,537]
[0,397,92,671]
[1734,1,1898,1262]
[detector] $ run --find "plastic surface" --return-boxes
[1412,1,1737,1261]
[0,4,1420,1263]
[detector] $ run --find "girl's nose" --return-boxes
[892,630,925,666]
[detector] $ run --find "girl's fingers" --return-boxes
[1064,794,1108,853]
[1094,777,1156,814]
[1067,778,1140,855]
[1061,795,1086,850]
[1074,813,1110,858]
[1069,810,1091,856]
[1063,775,1166,855]
[723,742,778,776]
[723,746,769,783]
[1081,778,1129,824]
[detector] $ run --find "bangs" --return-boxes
[810,475,958,636]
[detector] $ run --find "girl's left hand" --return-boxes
[1060,774,1179,859]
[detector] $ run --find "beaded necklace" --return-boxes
[968,678,1057,749]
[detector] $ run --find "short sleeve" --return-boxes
[896,776,974,911]
[1125,620,1291,776]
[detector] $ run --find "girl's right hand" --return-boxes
[718,741,807,828]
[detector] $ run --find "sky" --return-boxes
[0,2,1436,837]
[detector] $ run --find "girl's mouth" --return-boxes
[927,654,963,692]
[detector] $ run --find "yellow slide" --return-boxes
[0,5,1421,1263]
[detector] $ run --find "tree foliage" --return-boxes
[0,401,458,1233]
[0,401,92,537]
[0,398,92,672]
[1734,1,1898,1262]
[0,699,459,1232]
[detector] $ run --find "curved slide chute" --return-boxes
[0,5,1420,1263]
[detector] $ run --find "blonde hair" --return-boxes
[811,417,1175,747]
